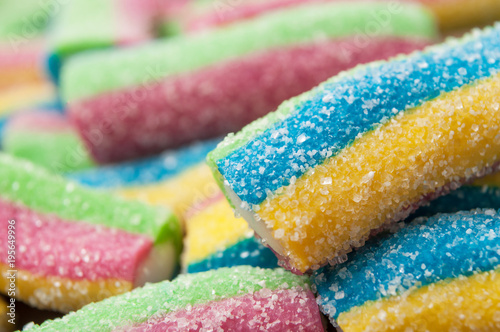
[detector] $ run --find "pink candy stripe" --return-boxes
[8,112,72,133]
[183,191,225,220]
[70,38,428,163]
[0,200,153,282]
[185,0,329,32]
[183,0,436,33]
[114,0,156,45]
[117,288,323,331]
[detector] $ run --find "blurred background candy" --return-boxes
[3,111,93,172]
[62,2,435,163]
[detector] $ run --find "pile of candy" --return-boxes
[1,0,500,331]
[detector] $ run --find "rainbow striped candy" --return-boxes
[0,154,181,312]
[412,172,500,219]
[0,40,59,144]
[312,209,500,331]
[209,24,500,273]
[183,192,278,273]
[3,111,95,173]
[63,1,435,163]
[25,266,323,331]
[47,0,157,81]
[174,0,500,33]
[68,139,220,218]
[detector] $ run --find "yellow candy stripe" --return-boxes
[258,72,500,272]
[426,0,500,31]
[0,69,45,90]
[0,83,55,115]
[118,164,219,220]
[338,269,500,332]
[0,264,131,313]
[183,195,252,266]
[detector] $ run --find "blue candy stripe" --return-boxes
[186,237,278,274]
[411,185,500,219]
[312,209,500,319]
[68,139,220,188]
[217,25,500,206]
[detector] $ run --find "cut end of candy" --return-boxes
[134,242,177,288]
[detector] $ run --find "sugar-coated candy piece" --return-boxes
[412,172,500,219]
[312,209,500,331]
[46,0,157,81]
[0,154,181,312]
[173,0,321,33]
[25,266,324,331]
[183,192,278,273]
[0,42,55,120]
[176,0,500,33]
[68,139,220,218]
[63,1,435,163]
[3,111,95,173]
[208,24,500,273]
[0,41,46,90]
[0,42,57,131]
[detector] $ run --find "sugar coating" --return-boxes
[312,209,500,321]
[0,154,180,246]
[256,70,500,272]
[68,139,219,187]
[3,111,95,172]
[120,288,322,331]
[412,184,500,219]
[0,264,131,313]
[336,269,500,332]
[214,25,500,206]
[26,266,311,331]
[70,38,428,163]
[209,25,500,272]
[62,1,435,102]
[0,199,152,281]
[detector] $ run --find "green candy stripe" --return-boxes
[0,1,49,39]
[4,131,95,173]
[62,1,436,102]
[206,24,489,171]
[26,266,309,332]
[0,153,181,248]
